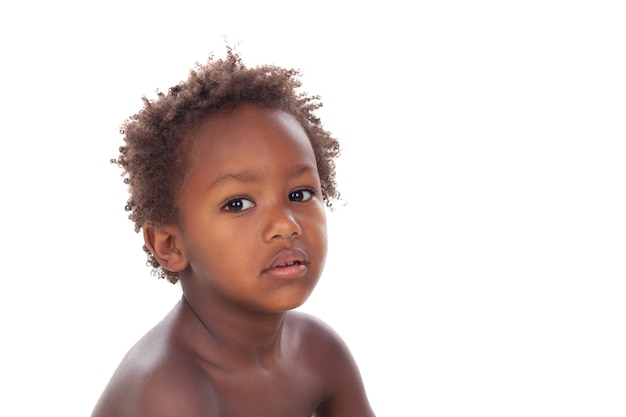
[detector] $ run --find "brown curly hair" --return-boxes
[112,47,341,283]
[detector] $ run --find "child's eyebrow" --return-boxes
[290,163,319,178]
[210,170,260,189]
[209,164,318,189]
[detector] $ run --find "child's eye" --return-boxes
[223,198,255,212]
[289,189,315,202]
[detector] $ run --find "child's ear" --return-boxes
[143,224,188,272]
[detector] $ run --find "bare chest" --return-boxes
[205,362,324,417]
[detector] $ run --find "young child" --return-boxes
[91,48,376,417]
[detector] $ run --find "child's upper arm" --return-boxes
[133,359,220,417]
[92,353,219,417]
[303,315,376,417]
[134,379,219,417]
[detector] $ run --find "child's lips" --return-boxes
[263,248,309,278]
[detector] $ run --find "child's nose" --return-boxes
[263,205,302,241]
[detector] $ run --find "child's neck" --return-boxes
[179,294,287,368]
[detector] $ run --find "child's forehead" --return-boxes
[188,104,304,146]
[184,103,315,168]
[206,103,297,127]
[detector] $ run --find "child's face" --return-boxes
[174,104,327,313]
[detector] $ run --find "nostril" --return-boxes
[265,209,302,241]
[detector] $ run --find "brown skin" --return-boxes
[91,104,375,417]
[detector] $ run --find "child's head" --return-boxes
[112,48,340,283]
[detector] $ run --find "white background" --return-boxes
[1,1,625,416]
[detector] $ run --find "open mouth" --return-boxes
[272,260,303,269]
[263,248,309,277]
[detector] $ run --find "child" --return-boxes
[91,48,376,417]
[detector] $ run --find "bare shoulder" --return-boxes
[91,309,218,417]
[287,311,362,369]
[287,311,354,361]
[287,311,376,417]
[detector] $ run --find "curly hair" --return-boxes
[112,48,341,283]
